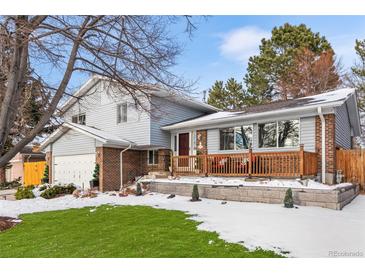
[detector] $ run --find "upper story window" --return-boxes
[117,103,128,123]
[72,114,86,125]
[219,125,253,150]
[258,120,299,148]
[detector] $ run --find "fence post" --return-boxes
[248,148,252,178]
[299,144,304,179]
[204,154,208,177]
[361,149,365,190]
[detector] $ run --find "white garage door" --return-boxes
[53,154,95,189]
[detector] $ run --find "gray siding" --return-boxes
[206,116,316,154]
[150,96,205,148]
[52,129,96,156]
[335,103,352,149]
[63,81,151,146]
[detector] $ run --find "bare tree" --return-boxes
[0,15,196,169]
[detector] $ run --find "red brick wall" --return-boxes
[315,114,336,184]
[45,151,52,183]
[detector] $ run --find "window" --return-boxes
[220,126,253,150]
[147,150,159,165]
[71,114,86,125]
[117,103,128,123]
[278,120,299,147]
[235,126,253,149]
[259,120,299,148]
[258,122,277,148]
[220,128,234,150]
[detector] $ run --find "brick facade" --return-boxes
[45,151,52,183]
[315,114,336,184]
[196,130,207,155]
[96,147,170,191]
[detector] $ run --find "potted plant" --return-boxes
[89,164,100,189]
[41,165,49,184]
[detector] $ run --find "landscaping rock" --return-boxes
[167,194,175,199]
[72,189,81,198]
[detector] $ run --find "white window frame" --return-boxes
[147,150,159,165]
[219,125,253,151]
[258,120,300,148]
[117,103,128,124]
[71,113,86,125]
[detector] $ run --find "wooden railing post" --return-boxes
[248,148,253,178]
[299,144,304,179]
[204,154,208,177]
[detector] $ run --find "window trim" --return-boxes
[71,113,86,125]
[258,120,300,148]
[117,103,128,124]
[147,150,159,165]
[219,125,253,151]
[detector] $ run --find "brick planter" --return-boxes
[147,182,359,210]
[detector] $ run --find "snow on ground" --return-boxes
[140,176,352,190]
[1,192,364,258]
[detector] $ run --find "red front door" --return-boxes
[178,133,189,167]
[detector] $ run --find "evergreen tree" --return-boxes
[284,188,294,208]
[191,184,200,201]
[136,183,142,196]
[92,164,100,182]
[207,81,228,109]
[207,78,246,110]
[244,23,332,105]
[348,39,365,112]
[42,165,49,184]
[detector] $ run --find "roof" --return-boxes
[40,122,135,150]
[162,88,359,130]
[60,75,218,115]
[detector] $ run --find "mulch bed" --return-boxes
[0,216,21,232]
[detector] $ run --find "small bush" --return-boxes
[15,186,35,200]
[284,188,294,208]
[38,184,48,191]
[136,183,142,196]
[40,184,76,199]
[0,178,21,190]
[191,184,201,202]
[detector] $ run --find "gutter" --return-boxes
[120,143,132,190]
[318,107,326,184]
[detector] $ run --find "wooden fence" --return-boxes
[172,146,318,178]
[336,149,365,190]
[23,161,46,186]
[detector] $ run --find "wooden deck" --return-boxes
[172,145,318,178]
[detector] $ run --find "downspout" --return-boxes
[318,107,326,183]
[120,143,132,190]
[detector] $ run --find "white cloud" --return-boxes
[219,26,270,63]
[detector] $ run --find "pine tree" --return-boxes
[284,188,294,208]
[207,78,246,110]
[244,23,332,105]
[92,164,100,182]
[207,81,228,109]
[348,39,365,112]
[191,184,200,201]
[136,183,142,196]
[42,165,49,184]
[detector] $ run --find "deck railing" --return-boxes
[172,145,318,178]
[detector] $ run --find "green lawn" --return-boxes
[0,205,281,258]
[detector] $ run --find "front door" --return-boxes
[178,133,189,167]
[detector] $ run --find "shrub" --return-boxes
[136,183,142,196]
[0,178,21,190]
[284,188,294,208]
[40,184,76,199]
[15,186,35,200]
[191,184,200,202]
[41,165,49,184]
[90,164,100,188]
[38,184,48,191]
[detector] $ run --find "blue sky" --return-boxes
[60,16,365,99]
[170,16,365,99]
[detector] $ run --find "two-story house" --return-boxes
[40,75,218,191]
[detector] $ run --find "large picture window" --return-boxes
[220,126,253,150]
[258,120,299,148]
